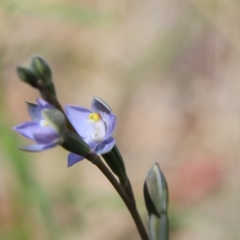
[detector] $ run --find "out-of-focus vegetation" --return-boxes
[1,0,240,239]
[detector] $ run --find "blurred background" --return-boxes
[1,0,240,239]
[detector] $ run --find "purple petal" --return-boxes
[95,137,115,154]
[85,139,99,151]
[37,98,53,109]
[68,153,85,167]
[104,113,116,140]
[33,126,60,144]
[91,97,114,128]
[26,102,42,121]
[19,142,58,152]
[13,122,40,140]
[91,97,111,114]
[26,99,53,121]
[65,105,92,139]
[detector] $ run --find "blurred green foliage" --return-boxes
[0,0,112,25]
[0,103,61,239]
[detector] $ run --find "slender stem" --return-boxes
[86,152,149,240]
[159,214,169,240]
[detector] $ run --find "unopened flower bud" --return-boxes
[144,163,168,216]
[16,66,38,88]
[30,55,56,96]
[30,55,51,84]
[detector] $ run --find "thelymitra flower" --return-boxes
[65,96,116,166]
[13,99,66,151]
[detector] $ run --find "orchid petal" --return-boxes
[91,96,111,114]
[19,142,58,152]
[13,99,62,154]
[33,126,59,144]
[65,105,92,139]
[13,122,41,140]
[37,98,53,109]
[91,97,113,124]
[95,137,115,154]
[85,139,99,151]
[104,113,116,140]
[68,153,85,167]
[26,101,42,121]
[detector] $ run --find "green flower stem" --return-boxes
[158,214,169,240]
[148,214,168,240]
[122,176,136,202]
[86,151,149,240]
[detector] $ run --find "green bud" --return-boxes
[144,163,168,216]
[30,55,56,96]
[30,55,51,84]
[16,66,38,88]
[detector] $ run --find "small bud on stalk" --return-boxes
[30,55,56,97]
[144,163,168,216]
[16,55,56,101]
[144,163,169,240]
[16,66,39,88]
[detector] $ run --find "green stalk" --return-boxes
[86,152,149,240]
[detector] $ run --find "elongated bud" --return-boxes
[16,66,38,88]
[30,55,56,97]
[144,163,169,240]
[144,163,168,216]
[30,55,52,84]
[16,56,56,100]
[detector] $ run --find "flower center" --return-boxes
[88,113,106,141]
[89,113,101,122]
[40,119,50,127]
